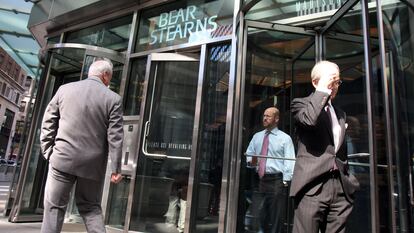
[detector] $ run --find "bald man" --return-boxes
[290,61,360,233]
[245,107,295,233]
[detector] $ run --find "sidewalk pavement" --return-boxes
[0,178,89,233]
[0,217,92,233]
[0,218,42,233]
[0,178,42,233]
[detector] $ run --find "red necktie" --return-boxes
[258,131,270,178]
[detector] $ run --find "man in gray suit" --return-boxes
[40,59,123,233]
[290,61,360,233]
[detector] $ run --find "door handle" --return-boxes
[141,121,190,160]
[142,121,167,158]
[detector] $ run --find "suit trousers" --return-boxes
[41,166,105,233]
[292,174,353,233]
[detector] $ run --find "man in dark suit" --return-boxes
[290,61,360,233]
[40,59,124,233]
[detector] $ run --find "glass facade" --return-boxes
[323,4,372,232]
[378,1,414,232]
[16,48,84,218]
[244,0,347,23]
[124,59,147,116]
[237,26,316,233]
[65,15,133,52]
[131,58,199,231]
[194,44,231,232]
[6,0,414,232]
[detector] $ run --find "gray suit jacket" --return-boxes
[40,76,123,181]
[289,91,360,202]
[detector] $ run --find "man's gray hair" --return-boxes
[88,58,113,77]
[311,60,339,81]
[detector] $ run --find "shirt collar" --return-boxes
[266,127,279,135]
[328,100,333,106]
[325,100,334,111]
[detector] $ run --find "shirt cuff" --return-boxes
[283,174,292,182]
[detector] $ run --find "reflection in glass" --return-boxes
[237,27,315,233]
[378,0,414,231]
[17,48,84,217]
[329,4,366,37]
[0,109,15,157]
[324,4,373,232]
[6,68,42,216]
[194,44,231,232]
[292,44,315,100]
[244,0,347,25]
[47,36,60,45]
[105,178,130,228]
[130,57,199,233]
[65,15,133,52]
[125,59,147,116]
[243,27,314,141]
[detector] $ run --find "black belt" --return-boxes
[261,172,283,178]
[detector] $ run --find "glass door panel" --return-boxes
[323,3,374,231]
[237,23,315,233]
[10,47,85,221]
[324,35,372,233]
[104,58,147,231]
[377,0,414,231]
[193,44,231,233]
[104,115,139,230]
[130,53,200,233]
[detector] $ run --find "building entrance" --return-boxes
[8,43,125,223]
[103,41,233,232]
[233,2,386,232]
[128,53,201,233]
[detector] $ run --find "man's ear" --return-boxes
[103,71,111,83]
[312,79,318,88]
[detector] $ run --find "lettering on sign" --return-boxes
[296,0,345,16]
[150,5,218,45]
[147,141,192,150]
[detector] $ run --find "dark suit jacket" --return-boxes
[40,76,124,181]
[289,91,360,203]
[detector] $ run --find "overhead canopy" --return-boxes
[0,0,40,77]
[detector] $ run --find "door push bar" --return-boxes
[141,121,191,160]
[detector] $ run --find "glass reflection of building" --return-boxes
[4,0,414,232]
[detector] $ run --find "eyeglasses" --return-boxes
[333,80,343,86]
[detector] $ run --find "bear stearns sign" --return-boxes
[148,5,218,45]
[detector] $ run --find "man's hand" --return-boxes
[111,173,123,184]
[317,73,338,90]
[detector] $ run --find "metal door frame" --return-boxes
[123,48,207,233]
[102,115,140,233]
